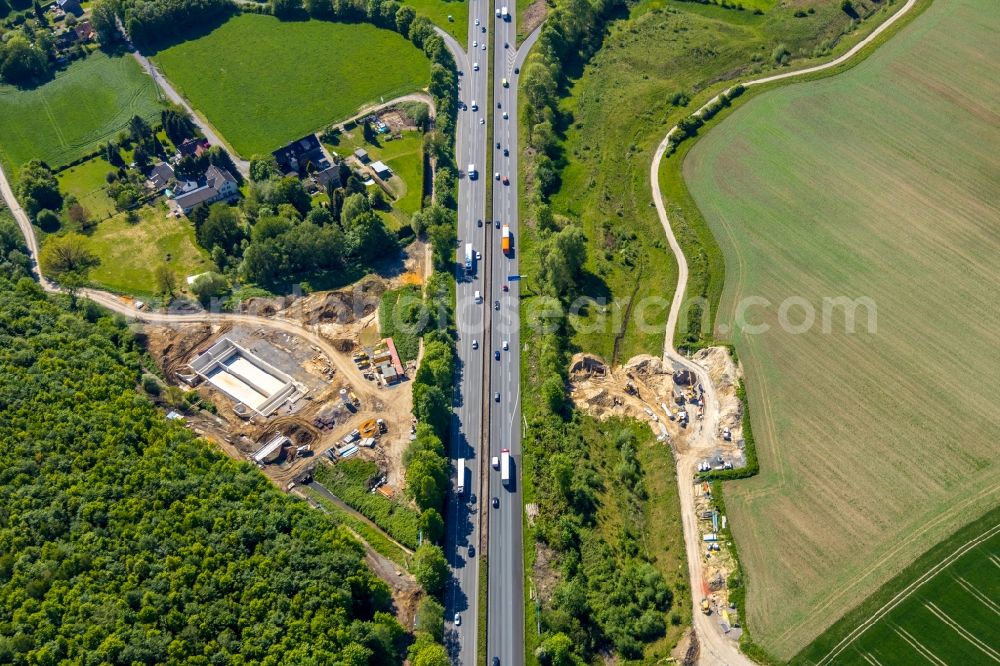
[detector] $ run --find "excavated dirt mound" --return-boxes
[694,347,743,432]
[144,323,221,378]
[286,277,386,325]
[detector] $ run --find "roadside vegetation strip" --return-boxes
[315,458,421,550]
[679,0,996,656]
[794,507,1000,666]
[402,0,469,45]
[152,15,430,157]
[304,487,414,571]
[0,51,161,174]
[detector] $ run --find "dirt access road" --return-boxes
[649,0,918,663]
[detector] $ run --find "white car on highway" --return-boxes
[475,17,480,25]
[473,62,479,71]
[503,341,509,351]
[454,613,461,626]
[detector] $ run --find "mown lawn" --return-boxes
[81,203,213,297]
[57,157,117,221]
[683,0,999,656]
[0,51,162,174]
[152,15,430,157]
[330,128,425,227]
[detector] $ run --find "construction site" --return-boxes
[568,347,745,464]
[569,346,749,645]
[141,266,428,496]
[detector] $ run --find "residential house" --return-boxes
[56,0,83,16]
[177,138,210,158]
[311,165,341,192]
[74,21,96,42]
[272,134,328,175]
[353,148,370,163]
[146,162,175,192]
[171,165,239,214]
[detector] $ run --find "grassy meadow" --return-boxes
[57,158,117,220]
[682,0,1000,657]
[794,507,1000,666]
[539,0,901,363]
[81,204,214,297]
[0,51,161,174]
[153,15,430,157]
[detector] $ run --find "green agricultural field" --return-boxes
[540,0,899,363]
[403,0,468,44]
[794,507,1000,666]
[153,15,430,157]
[80,204,214,297]
[682,0,1000,657]
[0,51,161,174]
[57,157,117,221]
[330,127,425,227]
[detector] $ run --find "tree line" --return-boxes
[91,0,234,47]
[512,0,688,660]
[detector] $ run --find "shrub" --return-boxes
[35,208,60,232]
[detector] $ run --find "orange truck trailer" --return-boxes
[501,224,511,255]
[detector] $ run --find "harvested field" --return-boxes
[682,0,1000,657]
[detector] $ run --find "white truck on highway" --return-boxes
[468,164,477,179]
[501,5,509,20]
[501,448,511,486]
[457,457,465,495]
[464,242,474,274]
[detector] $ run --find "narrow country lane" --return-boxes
[649,0,918,663]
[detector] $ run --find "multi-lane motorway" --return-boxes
[444,1,533,663]
[443,4,489,663]
[486,5,527,665]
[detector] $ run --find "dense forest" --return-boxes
[0,212,411,664]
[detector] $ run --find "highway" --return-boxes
[442,4,489,665]
[486,5,530,666]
